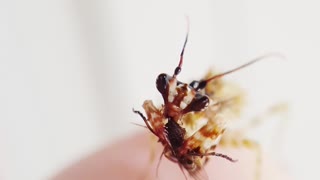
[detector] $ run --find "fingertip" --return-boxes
[52,132,156,180]
[52,132,290,180]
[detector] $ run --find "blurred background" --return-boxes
[1,0,319,179]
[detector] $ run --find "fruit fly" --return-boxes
[133,29,280,180]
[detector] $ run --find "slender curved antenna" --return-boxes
[195,53,285,91]
[178,163,188,180]
[173,17,190,78]
[188,151,237,162]
[156,149,165,178]
[130,122,147,129]
[205,152,238,162]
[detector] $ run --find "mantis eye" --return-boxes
[189,80,199,89]
[156,73,169,95]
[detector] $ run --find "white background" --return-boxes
[1,0,318,179]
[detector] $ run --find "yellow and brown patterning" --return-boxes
[133,29,275,180]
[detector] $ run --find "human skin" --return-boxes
[52,131,289,180]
